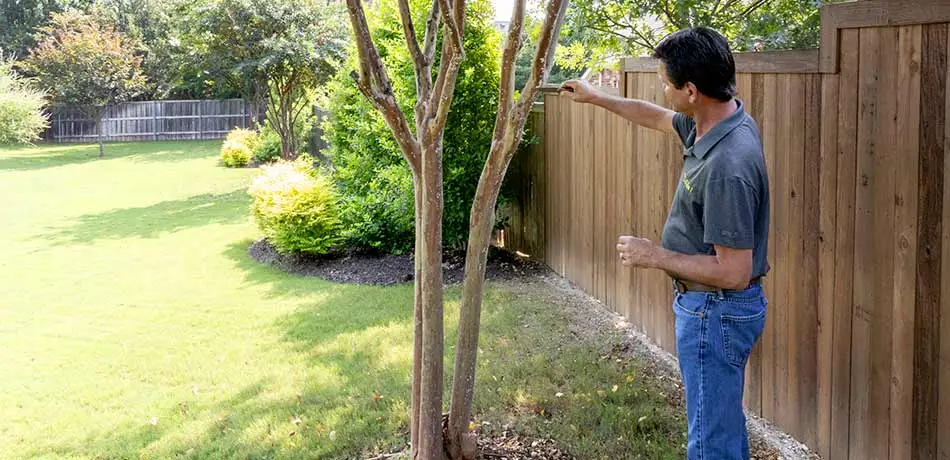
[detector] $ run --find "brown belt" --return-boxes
[672,276,762,294]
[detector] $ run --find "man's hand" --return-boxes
[616,236,659,268]
[559,79,599,104]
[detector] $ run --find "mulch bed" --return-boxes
[248,239,548,285]
[476,432,571,459]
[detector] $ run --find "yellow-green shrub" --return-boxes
[220,128,259,167]
[248,156,342,255]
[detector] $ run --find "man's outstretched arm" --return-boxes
[559,79,676,134]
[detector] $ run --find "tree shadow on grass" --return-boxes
[221,239,416,336]
[0,141,221,172]
[23,274,421,459]
[35,189,250,246]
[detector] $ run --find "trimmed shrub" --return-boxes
[0,58,50,145]
[252,124,282,164]
[248,155,342,255]
[220,128,259,167]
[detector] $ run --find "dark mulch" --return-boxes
[476,431,572,459]
[248,239,548,285]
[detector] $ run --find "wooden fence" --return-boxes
[503,1,950,458]
[43,99,263,143]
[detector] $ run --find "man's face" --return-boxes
[659,64,692,115]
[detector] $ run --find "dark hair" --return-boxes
[652,27,737,102]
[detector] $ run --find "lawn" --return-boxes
[0,140,685,459]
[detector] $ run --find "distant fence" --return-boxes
[43,99,264,143]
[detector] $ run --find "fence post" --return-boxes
[153,102,159,141]
[197,101,203,140]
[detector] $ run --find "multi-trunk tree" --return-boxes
[344,0,568,457]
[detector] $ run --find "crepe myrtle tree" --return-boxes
[343,0,568,457]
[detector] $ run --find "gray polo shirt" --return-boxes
[661,99,770,278]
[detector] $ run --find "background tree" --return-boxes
[561,0,842,73]
[23,11,146,157]
[0,55,49,144]
[0,0,92,57]
[344,0,567,457]
[180,0,347,158]
[89,0,179,99]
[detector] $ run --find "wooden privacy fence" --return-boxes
[44,99,263,143]
[503,1,950,459]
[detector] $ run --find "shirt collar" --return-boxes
[689,98,747,159]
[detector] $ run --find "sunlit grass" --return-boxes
[0,141,684,459]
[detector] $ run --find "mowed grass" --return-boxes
[0,140,685,459]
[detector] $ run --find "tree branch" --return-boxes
[718,0,741,15]
[345,0,421,172]
[437,0,464,61]
[493,0,527,147]
[422,0,440,65]
[660,0,682,30]
[730,0,771,22]
[398,0,432,103]
[516,0,568,113]
[345,0,395,98]
[426,0,467,133]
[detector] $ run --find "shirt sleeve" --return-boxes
[672,112,695,146]
[702,176,757,249]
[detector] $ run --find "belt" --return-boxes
[672,276,762,294]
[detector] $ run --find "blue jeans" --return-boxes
[672,283,767,460]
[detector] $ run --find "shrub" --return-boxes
[0,58,50,145]
[323,0,501,252]
[248,156,342,255]
[220,128,259,167]
[339,165,415,254]
[253,124,283,164]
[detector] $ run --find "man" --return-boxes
[560,27,769,460]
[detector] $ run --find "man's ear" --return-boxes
[686,82,698,104]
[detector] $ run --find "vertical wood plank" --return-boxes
[543,96,555,271]
[760,72,779,422]
[557,97,566,274]
[569,100,581,284]
[583,103,595,293]
[850,26,882,460]
[618,76,638,321]
[604,107,617,310]
[871,26,899,460]
[817,71,840,460]
[830,28,860,460]
[644,73,663,343]
[593,106,606,302]
[561,97,572,277]
[782,72,806,437]
[940,25,950,457]
[890,25,922,460]
[746,73,766,416]
[852,25,900,460]
[915,22,948,460]
[800,72,822,449]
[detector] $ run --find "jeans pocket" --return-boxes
[673,292,707,318]
[720,301,767,367]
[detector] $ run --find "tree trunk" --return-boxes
[416,139,445,460]
[446,158,503,460]
[411,174,424,455]
[280,94,294,160]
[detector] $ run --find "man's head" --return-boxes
[653,27,737,114]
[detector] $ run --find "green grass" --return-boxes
[0,140,685,459]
